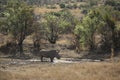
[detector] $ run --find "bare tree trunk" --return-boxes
[111,33,115,62]
[18,32,25,57]
[74,34,81,53]
[33,39,40,53]
[18,40,24,57]
[111,27,115,62]
[111,45,114,61]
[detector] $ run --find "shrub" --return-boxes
[73,3,77,9]
[66,4,73,9]
[59,3,66,8]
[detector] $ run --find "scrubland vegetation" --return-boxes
[0,0,120,80]
[0,0,120,56]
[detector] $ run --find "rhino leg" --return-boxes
[50,57,54,62]
[41,56,43,62]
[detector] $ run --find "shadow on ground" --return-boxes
[78,51,120,61]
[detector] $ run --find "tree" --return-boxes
[74,5,120,60]
[3,0,34,56]
[40,10,77,44]
[32,15,44,52]
[43,14,60,44]
[74,8,101,51]
[98,6,117,59]
[96,6,120,59]
[59,10,78,33]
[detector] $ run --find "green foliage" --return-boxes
[43,14,60,44]
[1,0,34,55]
[50,10,76,32]
[73,3,77,9]
[97,6,117,51]
[105,0,117,6]
[105,0,120,11]
[75,5,120,51]
[59,10,78,33]
[75,9,101,50]
[59,3,66,8]
[66,4,73,9]
[4,0,34,37]
[41,10,77,43]
[79,4,89,14]
[89,0,98,7]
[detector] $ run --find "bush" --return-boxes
[105,0,120,11]
[79,4,89,9]
[73,4,77,9]
[105,0,116,6]
[59,3,66,8]
[81,9,88,14]
[66,4,73,9]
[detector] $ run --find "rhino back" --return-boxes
[40,50,57,57]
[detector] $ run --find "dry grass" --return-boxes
[34,7,62,15]
[23,35,33,44]
[59,49,80,58]
[33,7,83,18]
[70,9,84,17]
[0,62,120,80]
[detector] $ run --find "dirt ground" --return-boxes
[0,51,120,80]
[0,48,120,80]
